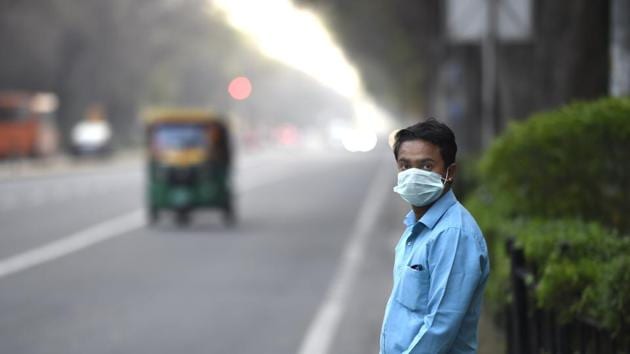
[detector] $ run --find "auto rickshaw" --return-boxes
[144,109,234,226]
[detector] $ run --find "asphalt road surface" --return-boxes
[0,144,413,354]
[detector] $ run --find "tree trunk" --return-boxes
[610,0,630,96]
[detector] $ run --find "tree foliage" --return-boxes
[298,0,610,152]
[0,0,232,144]
[0,0,351,147]
[480,97,630,232]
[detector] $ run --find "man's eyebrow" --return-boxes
[397,157,436,164]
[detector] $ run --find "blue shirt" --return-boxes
[380,190,489,354]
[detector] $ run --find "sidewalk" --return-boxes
[478,309,506,354]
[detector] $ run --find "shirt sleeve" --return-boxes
[402,227,483,354]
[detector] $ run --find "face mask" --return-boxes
[393,167,449,207]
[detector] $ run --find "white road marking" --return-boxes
[0,210,145,279]
[297,157,392,354]
[0,157,335,279]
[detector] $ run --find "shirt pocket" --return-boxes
[395,265,430,312]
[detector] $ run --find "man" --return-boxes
[380,118,489,354]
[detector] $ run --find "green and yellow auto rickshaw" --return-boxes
[144,109,234,226]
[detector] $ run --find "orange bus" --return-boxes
[0,91,60,158]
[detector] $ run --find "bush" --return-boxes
[512,218,630,335]
[479,97,630,232]
[464,96,630,340]
[583,255,630,338]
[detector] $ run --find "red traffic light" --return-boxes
[228,76,252,100]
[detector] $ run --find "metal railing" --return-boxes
[505,239,628,354]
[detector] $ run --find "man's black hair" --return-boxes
[393,117,457,167]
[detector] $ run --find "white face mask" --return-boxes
[393,168,449,207]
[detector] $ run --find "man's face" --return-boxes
[396,139,449,178]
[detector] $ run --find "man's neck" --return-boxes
[411,205,429,222]
[411,187,451,222]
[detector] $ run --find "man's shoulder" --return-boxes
[432,202,485,244]
[437,200,479,228]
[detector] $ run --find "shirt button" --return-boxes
[407,241,412,247]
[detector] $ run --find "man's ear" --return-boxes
[446,163,457,183]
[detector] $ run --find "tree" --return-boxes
[298,0,611,151]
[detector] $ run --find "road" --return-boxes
[0,145,409,354]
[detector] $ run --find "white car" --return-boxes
[71,119,112,156]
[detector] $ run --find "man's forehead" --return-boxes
[398,139,441,159]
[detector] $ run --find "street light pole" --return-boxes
[481,0,499,148]
[611,0,630,96]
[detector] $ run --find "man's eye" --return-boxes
[422,164,433,170]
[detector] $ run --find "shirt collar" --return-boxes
[402,189,458,230]
[403,210,416,227]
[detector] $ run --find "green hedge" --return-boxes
[479,97,630,232]
[464,97,630,339]
[514,218,630,335]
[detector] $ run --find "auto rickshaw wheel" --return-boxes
[223,200,236,227]
[148,207,159,224]
[175,209,191,227]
